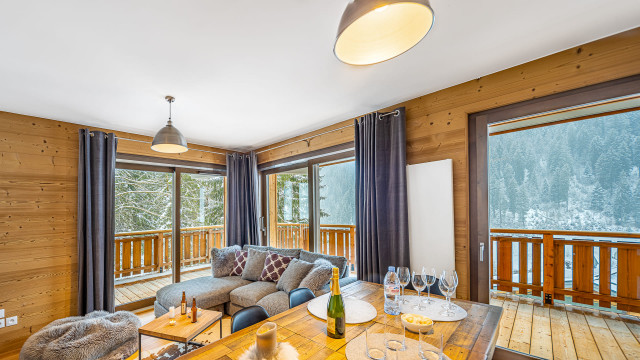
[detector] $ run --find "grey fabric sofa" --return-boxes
[153,245,357,318]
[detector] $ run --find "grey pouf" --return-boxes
[20,310,141,360]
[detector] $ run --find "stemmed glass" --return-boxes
[412,271,427,311]
[422,268,436,305]
[439,270,458,317]
[397,267,410,304]
[441,270,458,310]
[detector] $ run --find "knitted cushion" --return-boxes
[299,259,334,292]
[259,251,294,283]
[242,249,269,281]
[230,250,248,276]
[211,245,241,278]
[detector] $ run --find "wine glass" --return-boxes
[440,270,458,311]
[397,267,410,304]
[439,271,457,317]
[422,267,436,305]
[412,271,427,311]
[438,276,453,317]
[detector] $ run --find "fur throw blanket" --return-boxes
[20,310,141,360]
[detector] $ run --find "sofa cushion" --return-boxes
[269,248,302,258]
[317,276,358,296]
[230,281,278,307]
[242,248,269,281]
[299,259,334,292]
[230,250,248,276]
[211,245,241,278]
[299,250,348,278]
[259,251,294,283]
[243,244,270,252]
[277,258,314,294]
[256,291,290,316]
[241,246,302,259]
[156,275,250,310]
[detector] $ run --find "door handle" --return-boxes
[480,242,485,262]
[259,216,266,233]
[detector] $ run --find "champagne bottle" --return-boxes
[327,267,345,339]
[181,291,187,315]
[191,298,197,323]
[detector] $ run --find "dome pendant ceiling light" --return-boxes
[334,0,435,65]
[151,95,188,154]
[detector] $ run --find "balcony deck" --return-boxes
[114,223,356,308]
[491,291,640,360]
[115,268,211,306]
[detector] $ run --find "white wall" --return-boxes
[407,159,456,295]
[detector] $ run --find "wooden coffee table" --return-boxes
[138,309,223,360]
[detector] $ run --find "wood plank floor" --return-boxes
[491,292,640,360]
[115,269,211,306]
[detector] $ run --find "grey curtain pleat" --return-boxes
[77,129,117,315]
[226,151,261,247]
[355,108,410,283]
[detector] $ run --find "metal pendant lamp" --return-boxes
[151,96,188,154]
[334,0,435,65]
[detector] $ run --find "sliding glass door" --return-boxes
[114,163,226,308]
[318,159,356,274]
[180,172,226,281]
[266,167,309,249]
[263,156,356,276]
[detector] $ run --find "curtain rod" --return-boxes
[256,109,399,154]
[88,131,227,156]
[89,109,399,156]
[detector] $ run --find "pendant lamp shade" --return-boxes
[151,96,188,154]
[334,0,434,65]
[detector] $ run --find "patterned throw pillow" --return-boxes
[259,251,293,283]
[230,250,248,276]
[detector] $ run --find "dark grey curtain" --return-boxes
[77,129,117,315]
[355,108,410,283]
[226,151,261,247]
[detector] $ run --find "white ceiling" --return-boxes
[1,1,639,151]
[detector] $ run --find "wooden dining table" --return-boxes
[177,281,502,360]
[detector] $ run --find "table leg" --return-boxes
[219,318,223,339]
[138,333,142,360]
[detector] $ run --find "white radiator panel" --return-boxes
[406,159,456,295]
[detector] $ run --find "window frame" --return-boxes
[468,74,640,304]
[115,155,227,284]
[259,149,355,253]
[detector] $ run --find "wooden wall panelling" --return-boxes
[254,27,640,301]
[0,111,230,358]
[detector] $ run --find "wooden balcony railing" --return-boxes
[115,225,225,279]
[273,223,356,273]
[490,228,640,312]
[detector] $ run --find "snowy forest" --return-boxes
[115,170,225,233]
[115,161,356,234]
[489,109,640,233]
[275,161,356,225]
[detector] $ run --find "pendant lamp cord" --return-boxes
[167,97,173,125]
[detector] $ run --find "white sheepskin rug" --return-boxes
[20,310,141,360]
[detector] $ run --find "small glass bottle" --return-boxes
[191,298,197,323]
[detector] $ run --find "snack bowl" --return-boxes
[401,313,433,333]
